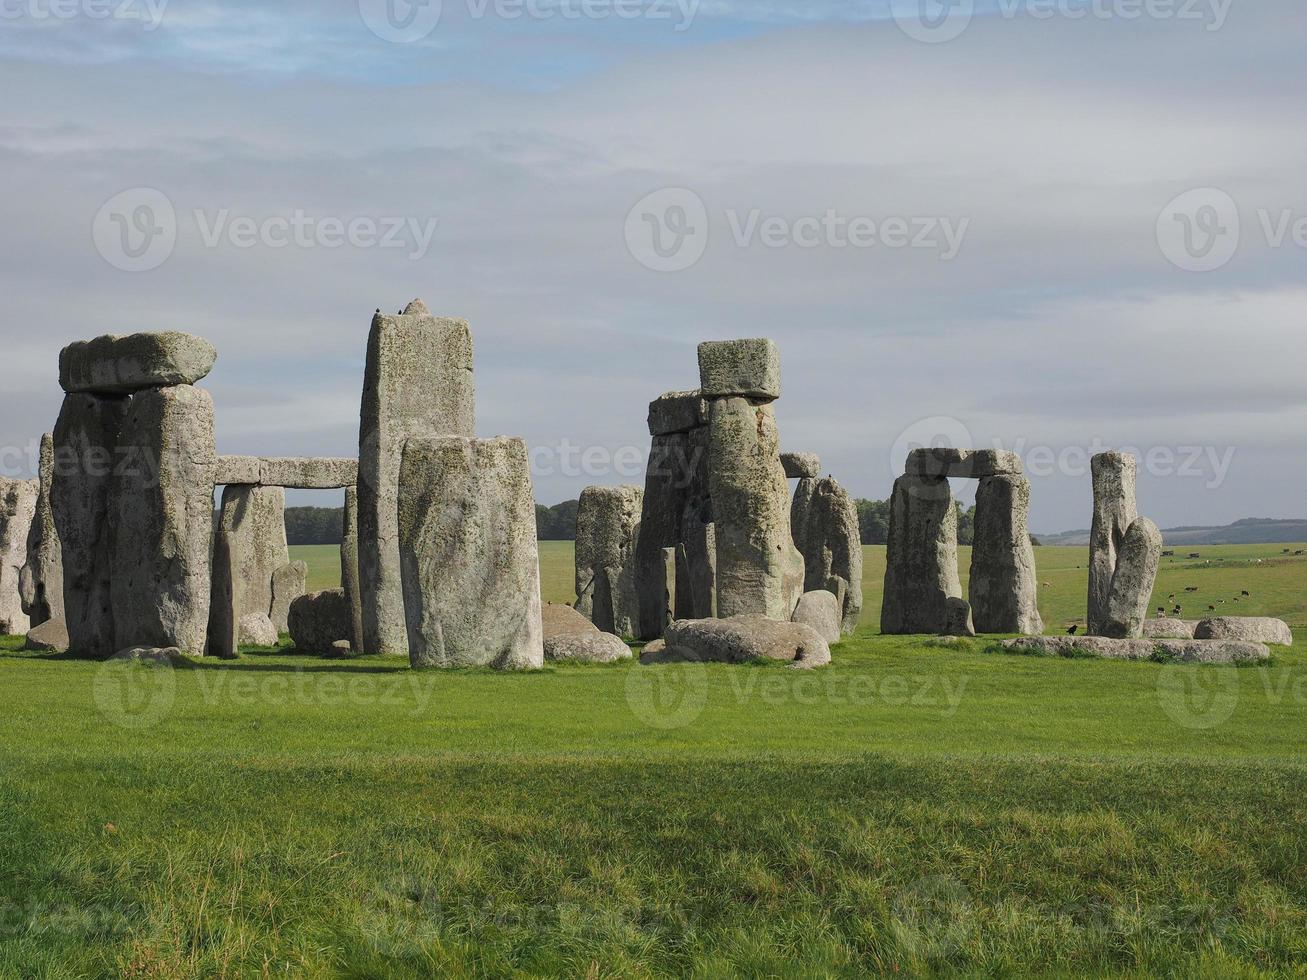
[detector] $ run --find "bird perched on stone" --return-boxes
[1066,624,1079,635]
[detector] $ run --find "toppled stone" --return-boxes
[1088,452,1138,635]
[398,437,543,670]
[1194,617,1293,647]
[881,474,963,635]
[1003,635,1268,664]
[238,612,279,648]
[791,590,841,644]
[659,615,830,668]
[647,390,707,436]
[52,393,130,659]
[60,332,217,395]
[270,561,307,635]
[24,618,69,653]
[781,452,821,479]
[1102,517,1162,639]
[110,385,216,656]
[544,631,633,664]
[288,589,351,654]
[20,433,63,627]
[329,640,355,658]
[698,339,782,401]
[708,396,804,621]
[0,478,37,636]
[968,474,1042,635]
[207,484,288,659]
[1142,618,1197,639]
[574,485,643,637]
[113,645,187,665]
[905,448,1023,479]
[790,476,863,635]
[543,602,600,639]
[359,303,475,656]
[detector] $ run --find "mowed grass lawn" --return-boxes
[3,545,1307,977]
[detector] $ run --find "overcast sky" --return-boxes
[1,0,1302,533]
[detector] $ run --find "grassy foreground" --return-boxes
[2,544,1307,977]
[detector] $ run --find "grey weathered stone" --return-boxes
[698,339,781,401]
[647,390,707,436]
[781,452,820,480]
[574,485,643,637]
[270,561,307,635]
[1102,517,1162,639]
[214,456,261,485]
[1003,635,1268,664]
[24,617,69,653]
[52,393,130,658]
[398,436,542,670]
[0,478,37,636]
[1088,452,1138,635]
[707,396,804,621]
[359,301,475,655]
[114,645,186,665]
[677,516,717,621]
[791,476,863,635]
[20,433,63,627]
[791,590,841,644]
[1194,617,1293,646]
[258,457,358,490]
[59,332,218,395]
[1142,618,1197,639]
[238,612,279,648]
[905,448,1023,479]
[968,475,1042,635]
[340,487,364,656]
[207,484,289,659]
[543,602,600,639]
[633,431,697,639]
[110,385,216,656]
[945,597,976,637]
[288,589,351,654]
[658,615,831,668]
[881,474,962,635]
[544,631,633,664]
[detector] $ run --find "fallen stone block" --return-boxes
[905,448,1023,479]
[1194,617,1293,646]
[647,390,707,436]
[24,618,69,653]
[660,615,831,668]
[1142,618,1197,639]
[288,589,351,654]
[543,602,600,639]
[791,590,841,645]
[60,332,217,395]
[1002,635,1268,663]
[697,339,781,401]
[238,612,279,648]
[544,632,633,664]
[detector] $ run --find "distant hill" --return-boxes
[1038,518,1307,548]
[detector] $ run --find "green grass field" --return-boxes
[3,544,1307,976]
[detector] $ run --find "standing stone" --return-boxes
[707,396,804,621]
[288,589,352,654]
[271,560,308,634]
[359,300,475,656]
[791,476,864,635]
[19,433,63,627]
[1088,452,1138,636]
[1103,517,1162,639]
[574,485,643,637]
[52,393,130,658]
[0,479,38,635]
[341,486,364,655]
[110,385,216,656]
[398,436,542,670]
[969,475,1042,635]
[634,431,696,639]
[207,484,289,659]
[881,474,965,635]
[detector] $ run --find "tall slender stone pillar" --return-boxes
[0,478,37,636]
[341,486,365,655]
[792,474,864,635]
[574,485,643,637]
[20,433,63,628]
[969,474,1042,635]
[881,474,968,635]
[1088,452,1138,636]
[207,484,289,658]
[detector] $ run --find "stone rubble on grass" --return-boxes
[238,613,280,648]
[1002,635,1269,664]
[1193,617,1293,646]
[1142,618,1197,640]
[646,615,831,668]
[24,617,69,653]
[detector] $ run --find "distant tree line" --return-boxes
[855,499,1037,546]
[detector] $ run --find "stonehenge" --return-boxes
[0,478,38,635]
[59,332,218,396]
[1088,452,1161,639]
[969,474,1042,635]
[790,470,863,635]
[881,473,968,635]
[574,485,642,637]
[19,433,62,627]
[359,300,475,656]
[207,485,290,659]
[341,486,365,655]
[289,589,352,655]
[271,561,308,634]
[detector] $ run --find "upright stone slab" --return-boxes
[1088,452,1138,636]
[110,384,216,656]
[207,484,289,659]
[271,560,308,634]
[0,478,38,635]
[969,475,1042,635]
[52,393,130,658]
[341,486,364,655]
[881,474,964,635]
[20,433,63,627]
[634,431,696,639]
[398,436,542,670]
[574,485,643,637]
[359,300,475,655]
[791,476,864,635]
[1103,517,1162,639]
[706,396,804,621]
